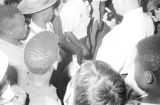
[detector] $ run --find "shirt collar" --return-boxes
[29,19,53,33]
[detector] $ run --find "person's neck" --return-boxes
[28,72,51,88]
[0,36,22,46]
[142,91,160,104]
[32,15,48,29]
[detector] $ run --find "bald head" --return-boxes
[24,31,59,75]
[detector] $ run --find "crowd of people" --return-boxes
[0,0,160,105]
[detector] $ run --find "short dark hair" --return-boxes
[24,31,59,75]
[74,61,127,105]
[0,5,20,34]
[4,0,21,5]
[136,35,160,83]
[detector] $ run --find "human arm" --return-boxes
[99,1,106,28]
[102,7,117,29]
[65,32,84,49]
[65,32,89,56]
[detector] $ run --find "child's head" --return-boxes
[24,31,59,75]
[135,35,160,94]
[64,60,127,105]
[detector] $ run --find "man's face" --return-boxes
[43,6,55,22]
[11,13,28,40]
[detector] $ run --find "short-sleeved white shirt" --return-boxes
[96,8,155,95]
[60,0,90,39]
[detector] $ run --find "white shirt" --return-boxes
[60,0,90,39]
[91,0,107,22]
[23,20,55,44]
[0,39,28,87]
[96,8,155,95]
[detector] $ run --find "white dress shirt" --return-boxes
[60,0,91,39]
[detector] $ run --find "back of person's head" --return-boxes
[112,0,139,16]
[135,35,160,92]
[73,61,127,105]
[24,31,59,75]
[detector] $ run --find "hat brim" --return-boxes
[18,0,57,14]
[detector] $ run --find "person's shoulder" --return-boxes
[142,13,155,35]
[60,0,80,15]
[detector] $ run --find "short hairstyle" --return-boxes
[73,61,127,105]
[24,31,59,75]
[4,0,21,5]
[0,5,20,34]
[136,35,160,83]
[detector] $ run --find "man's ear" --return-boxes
[144,71,154,84]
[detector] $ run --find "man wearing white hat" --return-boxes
[0,50,26,105]
[18,0,57,44]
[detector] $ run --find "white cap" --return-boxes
[0,50,8,82]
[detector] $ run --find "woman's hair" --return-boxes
[73,60,127,105]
